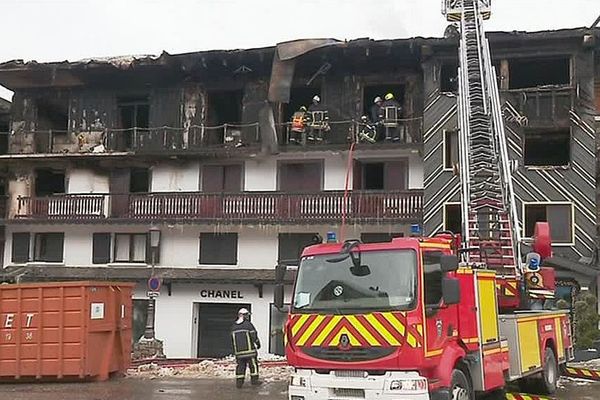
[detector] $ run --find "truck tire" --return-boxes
[537,347,558,394]
[451,368,474,400]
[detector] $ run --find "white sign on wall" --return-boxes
[90,303,105,320]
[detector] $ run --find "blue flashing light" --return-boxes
[326,231,337,243]
[410,224,421,235]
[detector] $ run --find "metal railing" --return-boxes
[15,190,423,224]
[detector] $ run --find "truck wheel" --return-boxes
[537,347,558,394]
[451,368,474,400]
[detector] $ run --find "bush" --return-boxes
[573,293,600,350]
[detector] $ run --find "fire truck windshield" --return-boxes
[292,250,417,313]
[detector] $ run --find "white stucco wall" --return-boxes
[151,162,200,192]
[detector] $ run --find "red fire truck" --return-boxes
[273,1,574,399]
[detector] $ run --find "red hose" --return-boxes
[340,141,356,242]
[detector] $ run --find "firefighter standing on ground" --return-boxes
[231,308,261,388]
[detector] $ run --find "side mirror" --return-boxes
[275,263,286,283]
[442,278,460,305]
[274,284,284,309]
[440,254,459,273]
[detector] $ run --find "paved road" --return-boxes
[0,378,596,399]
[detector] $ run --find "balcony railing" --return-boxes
[14,191,423,224]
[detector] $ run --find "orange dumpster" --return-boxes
[0,281,133,381]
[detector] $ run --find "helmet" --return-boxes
[238,308,250,315]
[384,93,394,101]
[374,96,382,104]
[312,95,321,103]
[299,106,307,112]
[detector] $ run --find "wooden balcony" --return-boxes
[14,191,423,224]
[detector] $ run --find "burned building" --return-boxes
[0,28,597,357]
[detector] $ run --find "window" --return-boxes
[117,95,149,150]
[129,168,150,193]
[93,233,111,264]
[278,233,319,264]
[524,129,570,167]
[269,304,290,356]
[207,89,243,126]
[524,203,573,244]
[440,63,458,93]
[443,130,459,170]
[362,84,405,117]
[360,232,404,243]
[509,58,570,89]
[11,232,30,263]
[423,251,444,306]
[354,160,407,190]
[35,169,65,196]
[284,87,320,123]
[35,97,69,132]
[363,163,385,190]
[114,233,147,263]
[278,162,322,192]
[202,164,242,192]
[199,233,238,265]
[34,233,64,262]
[444,203,462,234]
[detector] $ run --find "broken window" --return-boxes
[35,169,65,196]
[362,84,405,118]
[354,160,407,190]
[360,232,404,243]
[278,161,322,192]
[523,128,570,167]
[129,168,150,193]
[199,233,238,265]
[11,232,30,263]
[509,58,570,89]
[440,63,459,93]
[444,130,459,170]
[117,95,150,150]
[93,233,111,264]
[444,203,462,234]
[524,203,572,243]
[114,233,147,263]
[202,164,242,192]
[33,233,64,262]
[35,97,69,132]
[278,233,319,264]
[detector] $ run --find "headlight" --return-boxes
[389,378,427,391]
[290,376,307,387]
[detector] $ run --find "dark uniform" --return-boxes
[379,98,403,141]
[307,102,330,142]
[231,319,261,388]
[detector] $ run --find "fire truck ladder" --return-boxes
[453,0,522,277]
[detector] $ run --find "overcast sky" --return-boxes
[1,0,598,100]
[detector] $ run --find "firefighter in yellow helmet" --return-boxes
[379,92,403,141]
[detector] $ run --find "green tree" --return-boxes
[573,293,600,350]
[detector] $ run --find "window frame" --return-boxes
[442,129,459,171]
[11,232,31,264]
[92,232,112,264]
[522,202,575,246]
[422,250,445,307]
[33,232,64,263]
[443,202,462,234]
[276,159,324,192]
[113,233,148,263]
[198,232,238,266]
[522,128,571,169]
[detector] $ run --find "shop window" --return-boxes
[444,203,462,234]
[440,63,459,93]
[423,251,444,306]
[34,233,64,262]
[360,233,404,243]
[129,168,150,193]
[269,304,290,356]
[362,84,405,117]
[199,233,238,265]
[92,233,111,264]
[524,129,570,167]
[11,232,30,263]
[278,161,322,192]
[35,169,65,196]
[443,130,459,170]
[278,233,319,265]
[524,203,572,244]
[202,164,242,192]
[132,299,149,344]
[114,233,147,263]
[509,58,570,89]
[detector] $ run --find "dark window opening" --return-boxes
[93,233,111,264]
[36,97,69,132]
[278,162,322,192]
[360,233,404,243]
[129,168,150,193]
[11,232,30,263]
[34,233,64,262]
[363,163,385,190]
[444,204,462,234]
[355,160,407,191]
[444,130,459,169]
[0,119,9,155]
[509,58,570,89]
[199,233,238,265]
[278,233,319,265]
[362,84,405,118]
[35,169,65,196]
[424,251,444,306]
[117,95,150,150]
[207,90,243,126]
[524,203,572,243]
[114,233,147,263]
[202,164,242,192]
[440,63,459,93]
[269,304,290,356]
[284,87,321,123]
[524,129,570,167]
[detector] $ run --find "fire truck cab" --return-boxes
[275,236,572,400]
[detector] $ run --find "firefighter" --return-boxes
[290,106,308,144]
[370,96,383,124]
[231,308,261,388]
[379,92,403,141]
[307,95,330,142]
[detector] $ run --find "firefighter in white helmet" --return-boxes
[306,95,330,142]
[231,308,261,388]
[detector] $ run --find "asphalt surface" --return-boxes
[0,378,596,400]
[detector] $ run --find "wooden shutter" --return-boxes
[384,161,407,190]
[278,233,316,263]
[280,162,322,192]
[110,169,131,218]
[202,165,224,192]
[11,232,30,263]
[199,233,237,265]
[223,165,242,193]
[353,160,362,190]
[93,233,111,264]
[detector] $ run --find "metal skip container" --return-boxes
[0,281,133,381]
